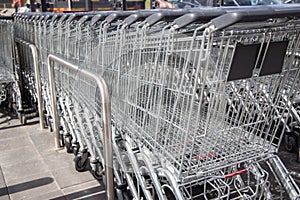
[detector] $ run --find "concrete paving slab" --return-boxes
[0,136,33,152]
[0,146,40,166]
[61,180,102,195]
[1,158,50,182]
[0,126,27,140]
[7,176,60,200]
[0,108,105,200]
[29,130,65,157]
[4,171,62,200]
[39,150,75,171]
[0,166,9,200]
[61,185,105,200]
[26,189,64,200]
[52,166,95,189]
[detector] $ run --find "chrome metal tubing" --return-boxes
[15,38,45,130]
[47,54,114,200]
[268,155,300,200]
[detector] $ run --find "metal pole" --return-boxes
[47,57,60,150]
[29,44,45,130]
[15,39,45,130]
[47,54,114,200]
[41,0,47,12]
[85,0,92,11]
[30,0,36,12]
[67,0,72,11]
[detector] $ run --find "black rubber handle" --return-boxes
[66,14,77,23]
[123,14,140,26]
[175,5,300,29]
[77,15,92,26]
[174,8,226,29]
[211,12,243,30]
[105,13,119,24]
[58,14,68,23]
[90,14,104,26]
[146,10,188,27]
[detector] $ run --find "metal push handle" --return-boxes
[174,5,300,29]
[15,39,45,130]
[145,10,193,27]
[47,55,114,200]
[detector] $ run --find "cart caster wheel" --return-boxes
[123,192,131,200]
[64,135,73,153]
[285,136,297,152]
[44,115,49,127]
[72,143,80,156]
[49,121,53,132]
[21,114,27,125]
[74,156,88,172]
[91,170,103,181]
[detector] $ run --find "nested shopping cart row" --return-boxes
[4,5,300,199]
[0,16,18,108]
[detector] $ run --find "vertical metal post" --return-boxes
[85,0,92,11]
[29,44,45,130]
[47,55,114,200]
[122,0,126,11]
[67,0,72,11]
[48,58,61,150]
[41,0,47,12]
[30,0,36,12]
[15,39,45,130]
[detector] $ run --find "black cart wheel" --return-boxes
[64,135,73,153]
[286,135,297,152]
[21,113,27,125]
[91,169,103,181]
[74,156,88,172]
[72,143,80,156]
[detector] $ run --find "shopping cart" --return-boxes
[102,7,300,199]
[0,16,22,114]
[12,5,300,200]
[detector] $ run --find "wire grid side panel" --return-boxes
[179,157,290,200]
[0,19,14,82]
[16,42,38,103]
[115,20,300,179]
[53,62,103,156]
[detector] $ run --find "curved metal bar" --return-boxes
[157,168,185,200]
[268,155,300,200]
[15,38,45,130]
[139,153,167,200]
[47,54,114,200]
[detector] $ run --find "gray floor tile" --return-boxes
[63,185,105,200]
[61,180,102,195]
[0,109,103,200]
[2,158,49,181]
[52,167,95,189]
[28,190,65,200]
[5,172,60,200]
[0,136,33,152]
[0,166,9,200]
[0,146,39,166]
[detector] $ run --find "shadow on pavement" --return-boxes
[50,185,106,200]
[0,177,54,196]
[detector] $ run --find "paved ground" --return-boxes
[0,106,300,200]
[0,108,105,200]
